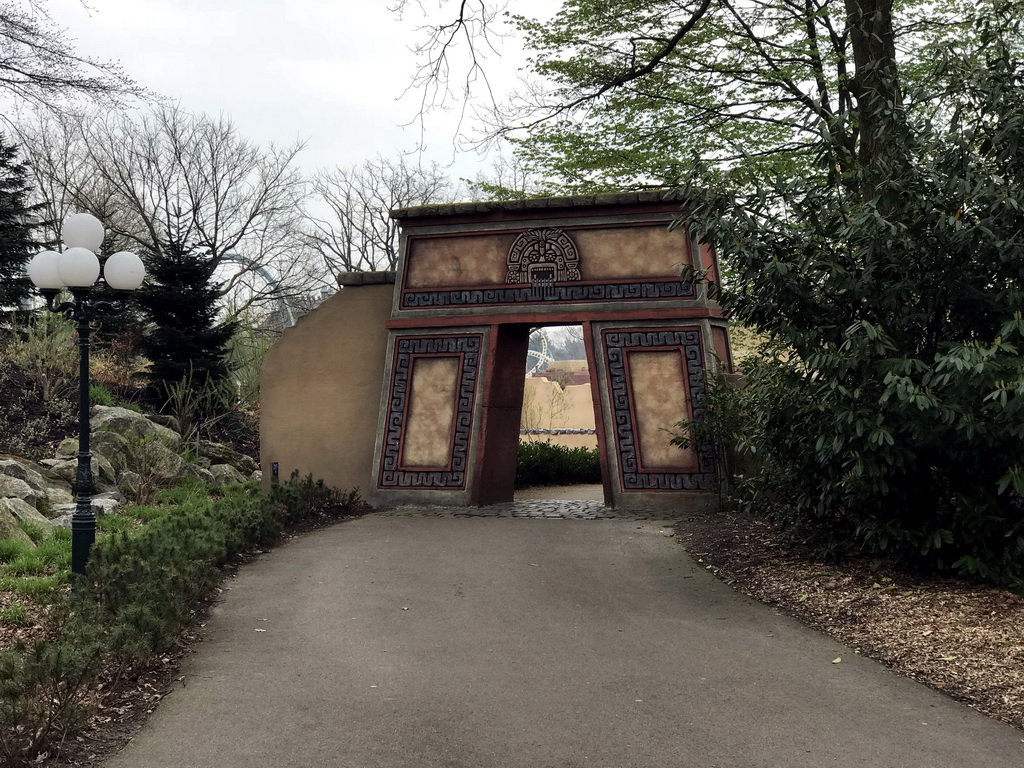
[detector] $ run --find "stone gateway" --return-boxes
[260,192,732,511]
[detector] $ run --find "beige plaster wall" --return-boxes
[260,284,392,495]
[520,378,598,450]
[405,224,686,289]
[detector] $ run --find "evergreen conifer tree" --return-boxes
[0,134,43,312]
[136,234,237,388]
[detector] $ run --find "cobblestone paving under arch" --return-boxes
[375,499,688,521]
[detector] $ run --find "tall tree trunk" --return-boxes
[845,0,905,188]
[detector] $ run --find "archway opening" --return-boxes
[515,325,605,504]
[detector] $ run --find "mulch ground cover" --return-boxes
[674,508,1024,730]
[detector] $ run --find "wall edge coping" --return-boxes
[390,190,684,221]
[337,270,397,286]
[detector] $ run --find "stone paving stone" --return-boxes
[376,499,688,521]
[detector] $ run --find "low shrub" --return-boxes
[89,384,113,407]
[0,608,109,763]
[516,441,601,488]
[0,474,364,766]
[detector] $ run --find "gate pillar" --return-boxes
[588,321,718,511]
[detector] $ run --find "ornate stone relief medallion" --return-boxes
[505,228,582,289]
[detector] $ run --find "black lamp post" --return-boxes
[27,213,145,576]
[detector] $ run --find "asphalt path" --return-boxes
[105,513,1024,767]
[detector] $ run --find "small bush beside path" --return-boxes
[0,473,366,767]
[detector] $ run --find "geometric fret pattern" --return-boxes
[400,278,696,309]
[603,328,716,491]
[378,335,481,488]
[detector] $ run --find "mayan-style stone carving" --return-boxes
[506,228,581,288]
[379,335,481,489]
[603,329,716,491]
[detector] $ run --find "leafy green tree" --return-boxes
[400,0,1021,192]
[683,45,1024,587]
[136,233,238,389]
[0,133,42,312]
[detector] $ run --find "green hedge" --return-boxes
[0,474,361,766]
[516,441,601,488]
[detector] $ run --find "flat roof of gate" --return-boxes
[390,190,682,222]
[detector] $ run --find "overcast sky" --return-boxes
[46,0,544,181]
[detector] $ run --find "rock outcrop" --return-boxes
[91,406,182,452]
[0,406,260,541]
[209,464,246,485]
[197,441,259,475]
[0,497,54,539]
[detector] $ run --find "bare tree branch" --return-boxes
[305,154,462,273]
[17,105,321,314]
[0,0,149,121]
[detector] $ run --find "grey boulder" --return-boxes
[0,497,53,539]
[91,406,182,452]
[209,464,246,485]
[0,505,35,547]
[0,475,38,508]
[51,497,122,528]
[197,441,258,475]
[0,457,74,512]
[183,464,216,484]
[146,413,181,432]
[91,430,132,472]
[51,454,117,489]
[131,442,187,484]
[60,431,142,473]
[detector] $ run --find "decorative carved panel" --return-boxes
[401,279,695,308]
[379,335,481,488]
[602,328,715,491]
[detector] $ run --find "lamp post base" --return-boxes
[70,495,97,577]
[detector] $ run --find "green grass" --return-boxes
[153,478,213,508]
[0,575,61,599]
[0,539,34,564]
[0,604,29,627]
[0,531,70,576]
[4,550,48,577]
[97,513,136,533]
[90,384,114,407]
[130,505,170,522]
[17,520,52,545]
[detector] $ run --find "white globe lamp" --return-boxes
[104,251,146,291]
[62,213,105,252]
[57,246,101,288]
[27,250,64,290]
